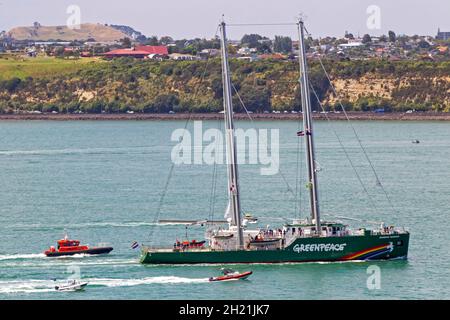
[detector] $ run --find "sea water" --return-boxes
[0,120,448,300]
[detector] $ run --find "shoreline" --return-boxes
[0,112,450,121]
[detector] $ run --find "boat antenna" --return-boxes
[219,19,244,249]
[297,18,321,235]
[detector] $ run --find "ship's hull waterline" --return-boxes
[140,233,409,264]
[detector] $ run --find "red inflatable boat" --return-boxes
[209,269,253,282]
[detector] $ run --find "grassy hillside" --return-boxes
[0,55,105,81]
[7,23,128,41]
[0,56,449,113]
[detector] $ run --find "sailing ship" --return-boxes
[140,19,409,264]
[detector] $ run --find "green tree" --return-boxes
[388,30,396,43]
[120,37,132,48]
[160,36,174,45]
[233,85,271,113]
[1,78,22,93]
[273,36,293,53]
[146,36,159,46]
[241,34,263,48]
[418,40,430,49]
[362,34,372,44]
[150,94,180,113]
[345,32,354,40]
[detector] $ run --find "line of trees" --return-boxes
[0,58,449,114]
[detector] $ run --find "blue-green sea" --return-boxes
[0,120,449,300]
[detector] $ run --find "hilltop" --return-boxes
[6,23,129,42]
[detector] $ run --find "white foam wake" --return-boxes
[0,279,56,294]
[0,147,136,156]
[7,221,162,230]
[0,253,46,261]
[88,276,209,287]
[0,276,209,294]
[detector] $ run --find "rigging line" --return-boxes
[322,213,383,226]
[294,109,304,218]
[231,81,296,199]
[227,23,297,27]
[309,84,382,214]
[208,118,222,223]
[316,56,397,214]
[148,25,221,240]
[208,158,218,220]
[232,83,254,123]
[303,24,396,214]
[294,127,300,216]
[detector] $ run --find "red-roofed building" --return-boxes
[103,46,168,59]
[135,45,168,55]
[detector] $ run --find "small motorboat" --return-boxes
[44,234,113,257]
[412,139,420,144]
[209,269,253,282]
[55,279,88,292]
[173,239,206,251]
[243,213,258,224]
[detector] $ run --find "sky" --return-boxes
[0,0,449,40]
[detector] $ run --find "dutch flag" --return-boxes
[131,241,139,250]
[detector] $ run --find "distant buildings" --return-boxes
[103,45,168,59]
[338,41,364,49]
[135,45,168,55]
[168,53,199,61]
[1,26,448,63]
[436,28,450,41]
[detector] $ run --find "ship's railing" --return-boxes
[142,245,212,253]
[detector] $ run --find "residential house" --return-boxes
[169,53,199,61]
[199,48,221,59]
[135,45,168,55]
[103,45,168,59]
[103,48,152,59]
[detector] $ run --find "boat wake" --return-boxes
[0,276,208,294]
[0,147,151,157]
[0,253,46,261]
[87,276,209,287]
[6,221,168,231]
[0,280,56,294]
[0,254,137,267]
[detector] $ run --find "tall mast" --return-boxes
[219,20,244,248]
[297,19,321,235]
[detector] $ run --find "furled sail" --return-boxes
[224,201,232,221]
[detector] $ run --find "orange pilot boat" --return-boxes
[44,234,113,257]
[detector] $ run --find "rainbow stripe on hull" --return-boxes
[341,243,394,261]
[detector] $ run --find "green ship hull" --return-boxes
[140,232,409,264]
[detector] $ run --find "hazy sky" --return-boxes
[0,0,448,39]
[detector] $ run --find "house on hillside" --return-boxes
[135,45,168,55]
[338,41,364,49]
[237,47,257,56]
[103,45,168,59]
[168,53,199,61]
[104,48,151,58]
[199,48,220,59]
